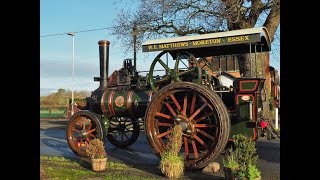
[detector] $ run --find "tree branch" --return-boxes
[263,0,280,42]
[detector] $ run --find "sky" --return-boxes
[40,0,280,96]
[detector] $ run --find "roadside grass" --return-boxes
[40,109,65,118]
[40,156,161,180]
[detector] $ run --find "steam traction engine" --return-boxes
[66,27,277,169]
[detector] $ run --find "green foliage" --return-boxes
[238,171,246,179]
[247,164,261,180]
[40,88,89,108]
[40,155,154,180]
[232,134,258,173]
[159,125,184,178]
[86,139,107,159]
[223,149,239,170]
[40,108,65,118]
[165,125,183,156]
[223,134,261,179]
[160,152,184,179]
[68,98,87,106]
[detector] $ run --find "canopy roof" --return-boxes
[142,27,271,57]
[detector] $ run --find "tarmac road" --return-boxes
[40,119,280,179]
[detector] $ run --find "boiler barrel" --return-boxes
[101,89,153,118]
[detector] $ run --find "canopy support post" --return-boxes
[249,43,252,77]
[255,44,257,78]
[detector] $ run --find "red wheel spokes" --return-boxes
[158,122,174,127]
[155,112,171,120]
[194,124,217,128]
[157,130,171,138]
[190,94,196,115]
[182,95,188,116]
[194,135,208,149]
[73,137,82,148]
[72,128,80,133]
[86,137,90,144]
[191,140,198,158]
[87,128,97,134]
[155,91,219,162]
[184,136,189,158]
[170,94,181,110]
[195,112,215,123]
[197,129,215,141]
[189,103,208,120]
[164,102,177,116]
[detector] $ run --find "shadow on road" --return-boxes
[41,138,76,158]
[256,140,280,164]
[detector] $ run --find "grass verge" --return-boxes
[40,109,65,118]
[40,156,162,180]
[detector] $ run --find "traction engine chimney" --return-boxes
[97,40,110,90]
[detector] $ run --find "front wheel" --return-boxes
[145,82,230,169]
[66,111,105,157]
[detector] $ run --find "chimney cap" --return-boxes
[98,40,110,46]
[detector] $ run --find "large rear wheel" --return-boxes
[145,82,230,169]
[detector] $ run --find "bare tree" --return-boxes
[111,0,280,119]
[111,0,279,53]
